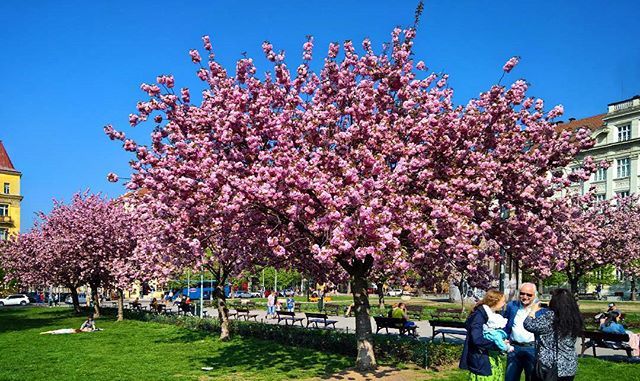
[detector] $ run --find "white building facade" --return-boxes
[566,95,640,199]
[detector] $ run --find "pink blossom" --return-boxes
[189,49,202,63]
[502,56,520,73]
[202,35,212,50]
[107,172,119,182]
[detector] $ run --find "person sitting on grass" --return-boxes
[80,315,97,332]
[41,316,101,335]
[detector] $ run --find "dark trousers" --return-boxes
[505,344,536,381]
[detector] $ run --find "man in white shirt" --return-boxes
[503,283,537,381]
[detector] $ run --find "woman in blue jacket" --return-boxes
[459,289,507,380]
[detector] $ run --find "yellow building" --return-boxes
[0,141,21,240]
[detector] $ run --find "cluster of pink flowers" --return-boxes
[99,27,598,367]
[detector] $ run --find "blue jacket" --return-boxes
[459,307,500,376]
[503,300,546,338]
[503,300,522,338]
[600,322,626,335]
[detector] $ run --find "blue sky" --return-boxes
[1,0,639,230]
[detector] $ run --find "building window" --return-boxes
[2,183,8,194]
[594,167,607,182]
[618,124,631,142]
[617,158,630,178]
[595,194,606,202]
[0,204,8,216]
[617,191,630,198]
[0,228,6,241]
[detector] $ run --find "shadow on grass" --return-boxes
[198,339,350,377]
[157,326,350,377]
[583,354,640,364]
[0,307,79,333]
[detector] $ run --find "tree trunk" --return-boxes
[631,276,637,301]
[116,289,124,322]
[568,275,580,299]
[214,285,231,341]
[69,287,81,314]
[351,272,376,371]
[90,282,100,318]
[376,281,385,309]
[458,282,466,313]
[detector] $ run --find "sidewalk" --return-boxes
[128,299,635,360]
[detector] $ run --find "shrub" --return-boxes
[100,306,462,369]
[427,342,463,369]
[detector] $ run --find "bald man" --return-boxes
[503,283,539,381]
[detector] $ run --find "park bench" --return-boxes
[577,293,598,300]
[305,312,338,329]
[580,330,633,358]
[176,305,195,316]
[431,308,466,320]
[430,319,467,342]
[227,309,238,319]
[235,307,258,321]
[276,311,304,326]
[373,316,417,336]
[406,305,424,320]
[324,303,343,316]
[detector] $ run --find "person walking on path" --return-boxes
[267,292,276,318]
[524,288,583,381]
[504,282,539,381]
[459,289,508,380]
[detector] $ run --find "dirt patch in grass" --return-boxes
[307,365,458,381]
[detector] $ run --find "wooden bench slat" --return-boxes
[429,319,467,342]
[304,312,337,329]
[276,311,304,326]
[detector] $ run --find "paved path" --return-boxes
[128,299,636,361]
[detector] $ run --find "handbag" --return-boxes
[534,331,559,381]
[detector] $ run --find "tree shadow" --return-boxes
[195,339,351,378]
[586,354,640,364]
[0,307,78,333]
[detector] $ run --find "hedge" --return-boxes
[97,307,462,369]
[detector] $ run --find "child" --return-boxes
[286,297,295,312]
[480,295,514,353]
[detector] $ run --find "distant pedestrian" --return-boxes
[286,297,295,312]
[267,292,276,318]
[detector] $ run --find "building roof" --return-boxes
[608,95,640,107]
[555,114,605,134]
[0,141,17,172]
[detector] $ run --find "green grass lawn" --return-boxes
[2,306,639,381]
[435,356,640,381]
[0,307,351,381]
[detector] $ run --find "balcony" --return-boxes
[607,97,640,114]
[0,215,12,224]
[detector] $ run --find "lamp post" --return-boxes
[499,205,510,293]
[199,265,204,319]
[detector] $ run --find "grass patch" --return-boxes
[0,307,351,381]
[427,357,640,381]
